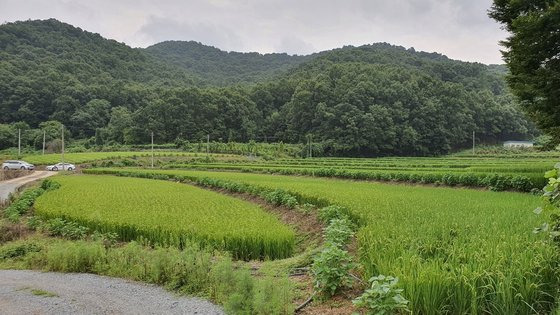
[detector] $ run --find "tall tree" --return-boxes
[489,0,560,142]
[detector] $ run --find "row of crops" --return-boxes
[33,175,295,260]
[163,160,556,191]
[84,168,560,314]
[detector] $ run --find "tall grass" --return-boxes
[34,175,295,260]
[6,239,294,314]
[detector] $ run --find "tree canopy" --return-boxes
[0,19,537,156]
[489,0,560,142]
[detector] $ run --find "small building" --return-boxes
[503,140,534,148]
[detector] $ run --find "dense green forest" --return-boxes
[145,41,310,85]
[0,19,536,156]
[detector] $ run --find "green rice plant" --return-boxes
[17,151,223,165]
[164,162,547,191]
[97,168,560,313]
[34,175,295,260]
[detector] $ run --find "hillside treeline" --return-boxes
[0,19,535,156]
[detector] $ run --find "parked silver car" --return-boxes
[46,163,76,171]
[1,160,35,170]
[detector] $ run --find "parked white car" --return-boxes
[46,163,76,171]
[1,160,35,170]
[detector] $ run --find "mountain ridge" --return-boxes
[0,19,532,156]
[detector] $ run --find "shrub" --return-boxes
[0,241,41,259]
[311,243,354,297]
[264,189,298,208]
[353,275,410,315]
[324,218,354,246]
[318,205,347,223]
[3,187,45,222]
[45,218,89,240]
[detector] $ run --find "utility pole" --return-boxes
[42,130,46,155]
[310,134,313,158]
[151,132,154,168]
[472,131,475,155]
[61,125,65,168]
[307,135,312,158]
[17,129,21,158]
[206,134,210,157]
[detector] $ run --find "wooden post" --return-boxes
[151,132,154,168]
[206,134,210,157]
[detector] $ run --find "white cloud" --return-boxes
[0,0,508,63]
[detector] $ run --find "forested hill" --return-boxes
[145,41,309,85]
[0,19,535,156]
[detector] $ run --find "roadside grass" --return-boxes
[0,236,294,314]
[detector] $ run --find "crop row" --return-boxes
[163,163,545,191]
[34,175,295,260]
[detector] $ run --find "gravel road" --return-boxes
[0,171,56,202]
[0,270,224,315]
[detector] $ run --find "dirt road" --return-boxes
[0,171,56,202]
[0,270,224,314]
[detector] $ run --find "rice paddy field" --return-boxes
[33,175,295,260]
[163,154,560,190]
[86,167,560,314]
[15,151,235,165]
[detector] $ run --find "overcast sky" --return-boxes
[0,0,507,64]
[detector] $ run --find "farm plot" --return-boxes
[18,151,233,165]
[34,175,295,260]
[164,156,559,190]
[91,168,560,314]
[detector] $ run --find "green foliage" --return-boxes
[34,175,295,260]
[0,19,536,156]
[44,218,89,240]
[169,156,553,191]
[489,1,560,145]
[353,275,410,315]
[145,40,308,86]
[533,163,560,241]
[3,187,45,222]
[0,241,41,259]
[252,276,294,315]
[20,151,210,165]
[111,168,560,313]
[311,243,354,297]
[318,205,348,223]
[324,218,354,246]
[264,189,299,208]
[4,239,295,314]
